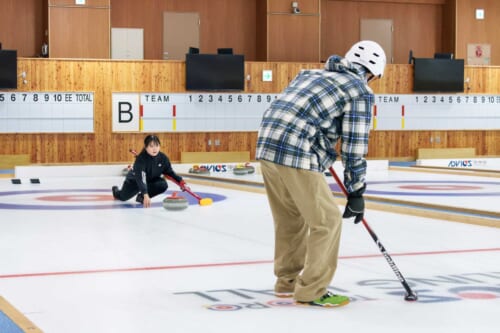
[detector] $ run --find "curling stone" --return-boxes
[233,163,255,175]
[244,162,255,174]
[188,165,210,175]
[163,192,189,210]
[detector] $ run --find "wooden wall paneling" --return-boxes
[372,64,413,94]
[328,0,446,3]
[255,0,268,61]
[393,4,443,61]
[0,1,17,49]
[370,132,392,158]
[266,0,321,62]
[110,0,162,60]
[366,131,411,158]
[464,66,500,94]
[267,15,320,62]
[323,1,444,63]
[1,59,499,164]
[42,0,49,51]
[444,131,482,153]
[4,0,500,66]
[322,0,358,61]
[276,62,323,89]
[111,0,257,60]
[0,0,45,57]
[484,131,499,156]
[245,61,280,93]
[246,61,321,93]
[366,130,496,159]
[320,0,329,62]
[455,0,500,65]
[48,0,110,59]
[198,0,256,57]
[441,0,456,54]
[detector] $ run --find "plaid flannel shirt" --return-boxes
[256,55,374,193]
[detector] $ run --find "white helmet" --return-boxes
[345,40,386,78]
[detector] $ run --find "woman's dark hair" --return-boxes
[144,134,161,147]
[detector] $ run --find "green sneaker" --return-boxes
[296,291,349,307]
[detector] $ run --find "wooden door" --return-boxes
[360,18,393,64]
[163,12,199,60]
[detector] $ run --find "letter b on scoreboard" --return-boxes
[112,93,140,132]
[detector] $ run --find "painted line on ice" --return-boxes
[1,247,499,279]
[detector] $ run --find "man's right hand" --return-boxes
[342,194,364,223]
[342,186,365,224]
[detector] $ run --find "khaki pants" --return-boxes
[260,160,342,302]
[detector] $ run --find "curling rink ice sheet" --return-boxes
[355,169,500,214]
[0,169,499,333]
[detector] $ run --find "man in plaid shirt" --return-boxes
[256,41,386,307]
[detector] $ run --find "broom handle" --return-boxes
[328,166,417,298]
[164,175,202,201]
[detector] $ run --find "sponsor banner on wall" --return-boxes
[417,158,500,171]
